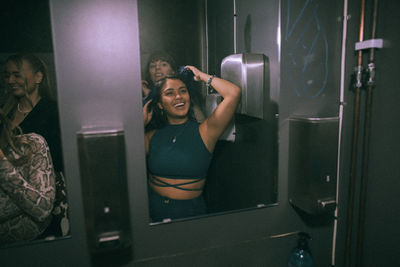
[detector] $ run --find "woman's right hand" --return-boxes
[143,99,153,127]
[142,80,150,98]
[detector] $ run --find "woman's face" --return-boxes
[158,79,190,123]
[3,60,42,98]
[149,60,174,83]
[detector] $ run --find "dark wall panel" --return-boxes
[337,0,400,266]
[281,0,342,119]
[137,0,204,76]
[0,0,53,52]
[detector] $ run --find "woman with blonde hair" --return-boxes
[2,53,68,238]
[2,53,63,173]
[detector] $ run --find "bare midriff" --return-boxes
[149,174,205,200]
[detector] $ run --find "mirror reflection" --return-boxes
[138,0,279,224]
[0,1,70,247]
[144,66,241,222]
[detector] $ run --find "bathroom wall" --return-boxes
[336,0,400,266]
[1,0,339,266]
[1,0,399,266]
[133,0,343,264]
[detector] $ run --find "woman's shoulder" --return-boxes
[39,97,57,104]
[31,98,58,115]
[187,119,201,131]
[145,129,157,141]
[21,133,48,146]
[188,119,200,126]
[12,133,49,158]
[33,98,60,124]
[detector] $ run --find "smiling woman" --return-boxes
[138,0,280,224]
[142,51,206,123]
[142,51,177,105]
[143,66,241,222]
[0,0,71,247]
[2,54,63,174]
[1,53,69,244]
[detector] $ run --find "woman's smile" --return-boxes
[159,79,191,123]
[173,102,185,108]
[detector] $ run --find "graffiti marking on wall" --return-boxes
[285,0,329,98]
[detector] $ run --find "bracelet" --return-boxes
[206,75,215,87]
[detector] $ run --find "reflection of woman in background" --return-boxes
[2,53,68,237]
[143,66,241,222]
[142,51,176,105]
[142,51,205,123]
[2,54,63,173]
[0,109,55,245]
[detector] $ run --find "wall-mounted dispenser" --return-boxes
[221,53,270,119]
[77,127,132,265]
[205,53,270,141]
[288,117,339,215]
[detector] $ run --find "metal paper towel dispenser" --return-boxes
[221,53,270,119]
[77,127,132,265]
[205,53,270,141]
[288,117,339,215]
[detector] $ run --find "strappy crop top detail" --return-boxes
[147,120,213,180]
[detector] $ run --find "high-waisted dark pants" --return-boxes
[148,186,207,222]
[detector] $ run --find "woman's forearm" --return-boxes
[185,65,241,103]
[205,75,241,103]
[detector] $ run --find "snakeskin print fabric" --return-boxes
[0,133,56,245]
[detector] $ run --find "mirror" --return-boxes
[138,0,280,224]
[0,1,70,247]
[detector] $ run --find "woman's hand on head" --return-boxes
[184,65,204,82]
[143,100,153,127]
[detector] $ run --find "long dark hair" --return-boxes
[0,109,32,166]
[145,75,197,131]
[2,53,52,117]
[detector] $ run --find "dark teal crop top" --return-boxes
[147,120,213,180]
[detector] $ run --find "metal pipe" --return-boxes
[356,0,379,266]
[204,0,209,73]
[331,0,349,265]
[233,0,237,54]
[344,84,361,267]
[345,0,366,266]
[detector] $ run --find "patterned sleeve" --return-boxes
[0,134,56,222]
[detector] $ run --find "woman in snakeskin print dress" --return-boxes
[0,109,56,246]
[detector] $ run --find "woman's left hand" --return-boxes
[143,100,153,127]
[142,80,151,98]
[184,65,205,82]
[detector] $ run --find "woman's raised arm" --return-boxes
[185,66,241,152]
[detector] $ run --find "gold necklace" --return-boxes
[17,103,30,116]
[171,120,189,143]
